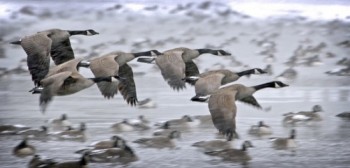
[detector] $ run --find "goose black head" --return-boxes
[216,50,231,56]
[150,50,162,56]
[253,68,267,74]
[61,114,67,120]
[273,81,289,88]
[183,115,193,122]
[80,123,86,131]
[77,60,90,68]
[41,126,48,132]
[312,105,323,112]
[290,129,296,139]
[243,140,254,148]
[169,130,181,139]
[86,29,99,36]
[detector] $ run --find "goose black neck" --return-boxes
[290,130,296,139]
[132,51,152,57]
[17,140,27,149]
[290,134,295,139]
[252,82,275,91]
[67,30,87,36]
[196,49,216,55]
[241,144,247,151]
[89,77,111,83]
[237,69,254,77]
[124,145,134,155]
[80,155,88,166]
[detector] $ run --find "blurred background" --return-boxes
[0,0,350,168]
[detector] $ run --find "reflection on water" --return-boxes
[0,76,349,168]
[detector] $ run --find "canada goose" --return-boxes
[282,112,313,126]
[89,135,124,149]
[184,68,267,101]
[205,140,254,162]
[76,135,125,154]
[13,137,36,157]
[208,81,288,140]
[133,130,180,149]
[156,115,200,129]
[47,114,72,131]
[88,139,138,163]
[0,124,30,134]
[10,32,52,86]
[38,29,99,65]
[336,112,350,118]
[129,115,150,125]
[28,154,56,168]
[192,139,233,151]
[29,58,91,94]
[31,59,119,113]
[294,105,323,121]
[153,124,181,138]
[10,29,99,86]
[53,153,89,168]
[111,119,136,132]
[138,47,231,90]
[248,121,272,136]
[17,126,48,138]
[270,129,297,150]
[89,50,162,105]
[52,122,86,140]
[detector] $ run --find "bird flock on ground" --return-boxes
[0,27,349,167]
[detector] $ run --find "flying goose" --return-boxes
[10,29,99,86]
[270,129,297,150]
[28,154,56,168]
[38,29,99,65]
[208,81,288,140]
[192,139,233,151]
[248,121,272,136]
[10,32,52,86]
[13,137,36,157]
[89,50,162,105]
[138,47,231,90]
[30,59,119,113]
[52,153,89,168]
[184,68,267,101]
[205,140,254,162]
[133,130,180,149]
